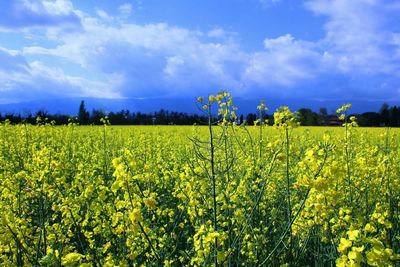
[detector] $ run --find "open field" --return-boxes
[0,122,399,266]
[2,0,399,265]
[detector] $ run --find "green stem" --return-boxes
[345,114,353,204]
[208,102,218,267]
[285,128,292,263]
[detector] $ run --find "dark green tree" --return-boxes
[379,103,390,126]
[297,108,319,126]
[91,108,106,125]
[318,107,328,125]
[246,113,257,125]
[389,106,399,127]
[78,100,90,125]
[358,112,380,127]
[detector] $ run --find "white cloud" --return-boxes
[164,56,185,76]
[42,0,75,16]
[0,48,30,73]
[2,0,400,103]
[0,0,80,31]
[305,0,398,74]
[119,3,133,16]
[29,61,120,98]
[0,48,119,102]
[22,16,251,97]
[96,9,111,20]
[243,34,321,87]
[207,28,225,38]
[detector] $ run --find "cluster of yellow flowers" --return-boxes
[0,98,399,266]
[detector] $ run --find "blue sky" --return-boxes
[0,0,399,111]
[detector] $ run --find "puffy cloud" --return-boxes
[22,16,250,97]
[243,34,322,88]
[2,0,400,104]
[0,48,30,73]
[305,0,399,74]
[0,0,80,31]
[0,48,118,104]
[242,0,400,98]
[119,3,133,16]
[96,9,111,21]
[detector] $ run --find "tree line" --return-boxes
[231,104,400,127]
[1,100,399,127]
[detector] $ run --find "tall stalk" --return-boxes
[337,104,353,205]
[259,109,263,159]
[344,112,353,204]
[207,101,218,267]
[285,127,292,263]
[270,106,298,264]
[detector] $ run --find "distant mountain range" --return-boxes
[0,97,395,116]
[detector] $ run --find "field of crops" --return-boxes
[1,96,399,266]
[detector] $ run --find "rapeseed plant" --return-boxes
[0,95,399,266]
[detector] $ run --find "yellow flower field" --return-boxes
[0,94,399,266]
